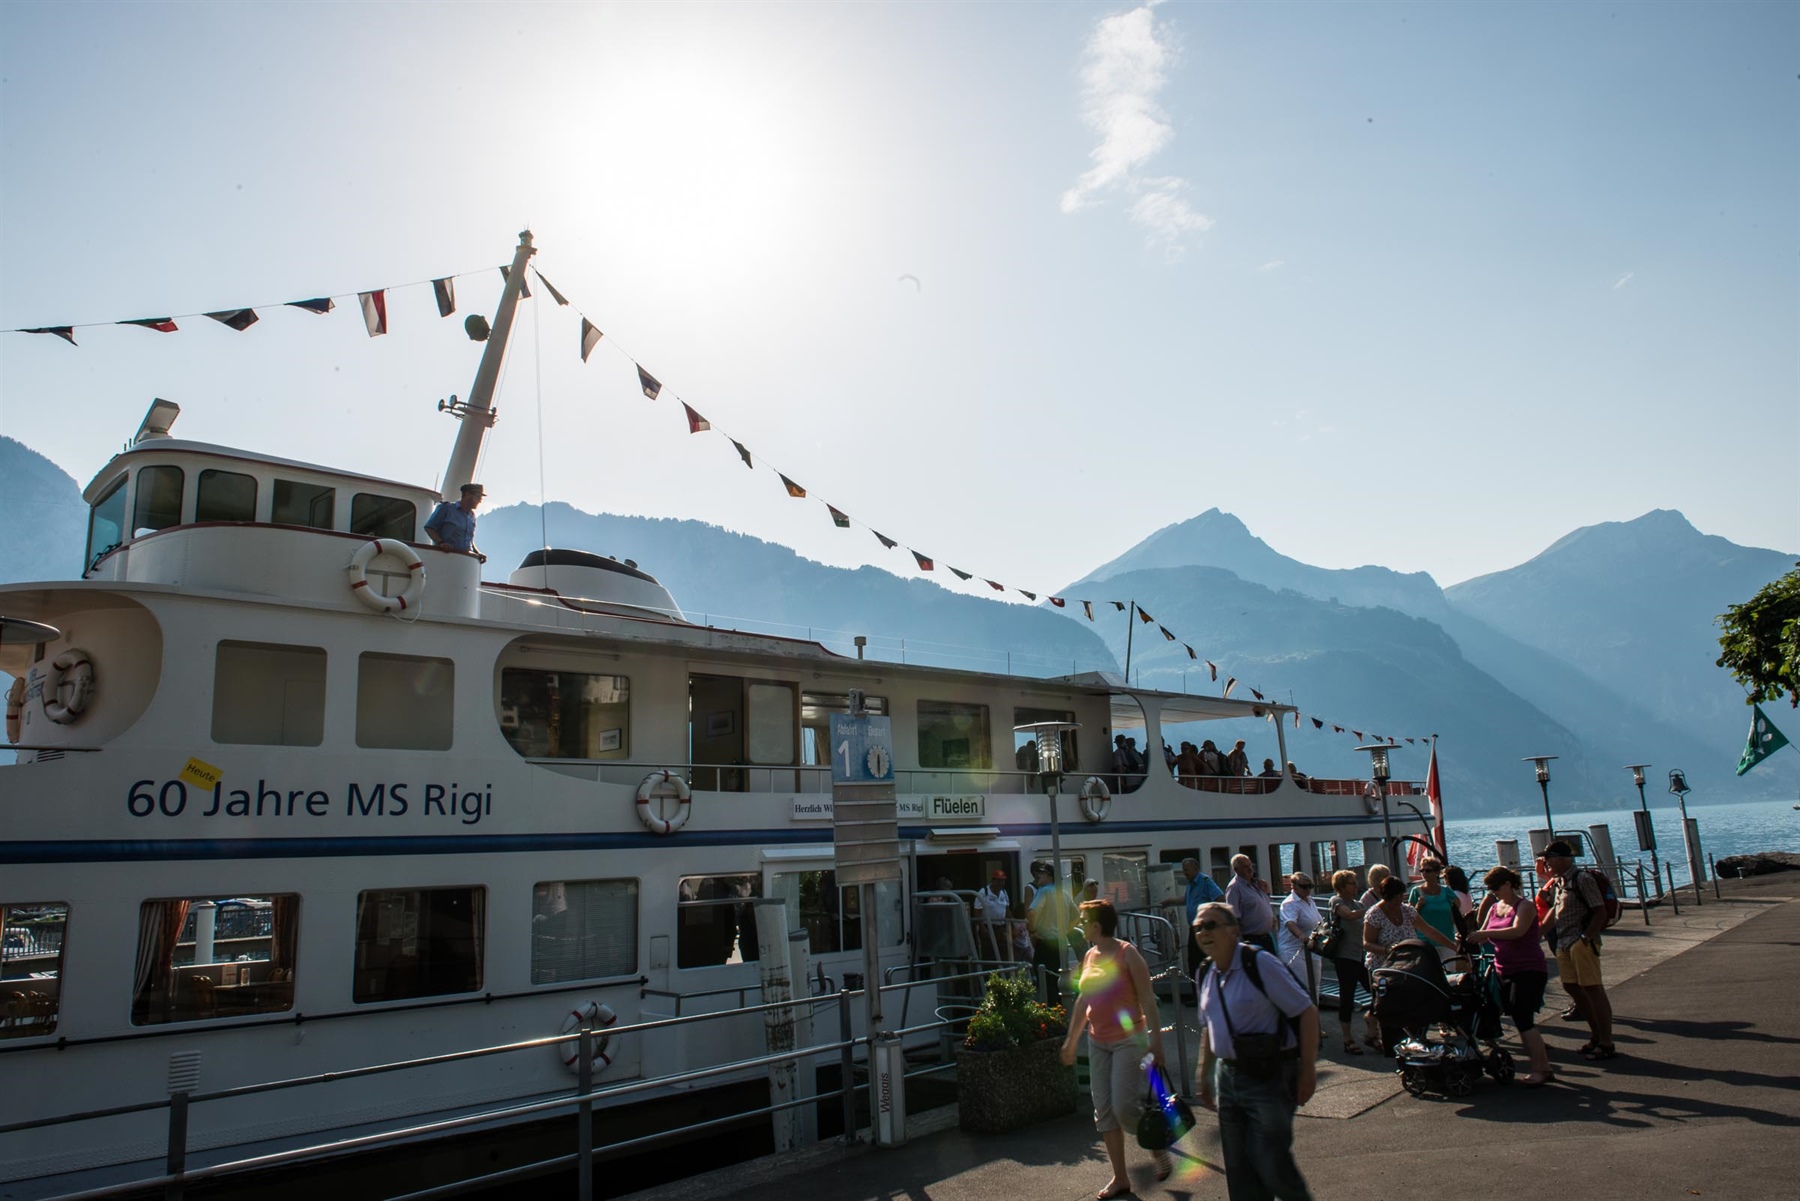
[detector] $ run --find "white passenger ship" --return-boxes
[0,232,1407,1194]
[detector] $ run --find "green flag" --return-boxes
[1735,704,1791,776]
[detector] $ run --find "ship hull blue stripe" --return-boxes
[0,814,1388,864]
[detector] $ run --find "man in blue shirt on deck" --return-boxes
[424,483,485,559]
[1182,857,1225,993]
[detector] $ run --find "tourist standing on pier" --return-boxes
[974,871,1010,960]
[1545,840,1616,1061]
[1028,861,1076,1005]
[1327,870,1376,1054]
[1060,899,1171,1197]
[1193,901,1318,1201]
[1227,854,1277,953]
[1407,860,1464,964]
[1358,864,1392,911]
[1467,866,1555,1086]
[1277,874,1322,1003]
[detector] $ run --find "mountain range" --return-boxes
[3,436,1793,816]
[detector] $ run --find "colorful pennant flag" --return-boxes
[1137,606,1155,624]
[637,365,662,400]
[580,318,603,362]
[1333,725,1344,733]
[358,291,387,337]
[433,278,456,317]
[1050,597,1066,608]
[1313,718,1324,729]
[732,440,753,469]
[950,566,973,581]
[206,309,259,331]
[1081,601,1094,620]
[1223,678,1238,698]
[780,474,806,498]
[1737,704,1791,776]
[987,580,1004,592]
[23,325,75,344]
[1251,689,1265,701]
[683,404,710,434]
[286,298,334,315]
[535,271,570,306]
[1184,644,1196,659]
[120,317,178,333]
[1293,712,1301,729]
[828,505,851,529]
[1112,601,1126,612]
[874,531,897,550]
[1405,737,1415,744]
[1020,590,1037,601]
[1206,661,1218,681]
[912,551,934,571]
[499,264,530,298]
[1160,625,1176,641]
[1352,730,1364,741]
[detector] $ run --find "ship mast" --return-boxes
[440,229,536,495]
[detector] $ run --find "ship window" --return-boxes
[500,668,630,759]
[768,871,903,954]
[351,493,416,541]
[130,895,298,1026]
[212,641,326,746]
[357,653,454,750]
[916,700,992,769]
[271,478,335,529]
[677,874,761,968]
[2,902,68,1039]
[799,692,888,766]
[86,475,127,569]
[132,464,184,537]
[531,879,638,984]
[195,469,257,523]
[353,887,484,1003]
[747,682,797,765]
[1099,851,1149,912]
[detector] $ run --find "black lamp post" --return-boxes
[1624,764,1662,898]
[1016,720,1080,976]
[1356,743,1397,869]
[1523,755,1557,842]
[1668,768,1700,902]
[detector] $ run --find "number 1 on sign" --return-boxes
[837,740,851,777]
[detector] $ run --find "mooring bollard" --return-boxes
[1636,865,1651,926]
[1709,854,1722,899]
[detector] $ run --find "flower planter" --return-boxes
[955,1038,1079,1133]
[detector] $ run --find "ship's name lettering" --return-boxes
[126,779,495,825]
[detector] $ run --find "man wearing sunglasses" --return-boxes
[1194,902,1318,1201]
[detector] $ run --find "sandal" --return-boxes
[1522,1071,1558,1088]
[1580,1044,1618,1061]
[1343,1040,1365,1055]
[1154,1151,1172,1182]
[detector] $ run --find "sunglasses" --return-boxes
[1295,883,1313,890]
[1194,919,1229,932]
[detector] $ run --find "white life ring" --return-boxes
[1077,775,1112,823]
[556,1000,618,1073]
[1363,783,1383,815]
[636,770,692,835]
[42,649,95,725]
[346,538,426,614]
[5,676,24,742]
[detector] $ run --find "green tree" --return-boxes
[1716,563,1800,708]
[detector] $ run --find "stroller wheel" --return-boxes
[1488,1047,1515,1083]
[1445,1067,1474,1097]
[1401,1068,1426,1097]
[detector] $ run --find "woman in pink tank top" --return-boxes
[1467,865,1555,1086]
[1060,899,1169,1198]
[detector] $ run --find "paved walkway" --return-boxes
[638,873,1800,1201]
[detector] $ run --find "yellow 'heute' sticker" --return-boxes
[180,757,223,791]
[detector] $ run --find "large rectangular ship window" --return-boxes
[532,879,638,984]
[212,641,325,746]
[271,479,335,529]
[357,653,453,750]
[130,895,298,1026]
[916,700,991,769]
[195,469,257,523]
[500,669,630,759]
[85,475,127,568]
[768,871,903,954]
[799,692,887,766]
[132,464,184,536]
[354,887,485,1003]
[677,874,761,969]
[2,903,68,1039]
[351,493,416,541]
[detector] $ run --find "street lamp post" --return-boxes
[1624,764,1662,899]
[1668,768,1701,904]
[1523,756,1558,844]
[1017,721,1080,980]
[1355,743,1397,870]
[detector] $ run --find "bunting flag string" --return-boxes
[683,404,710,434]
[433,278,456,317]
[359,291,387,338]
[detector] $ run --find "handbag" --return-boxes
[1307,912,1341,960]
[1135,1063,1196,1150]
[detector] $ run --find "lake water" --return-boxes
[1437,797,1800,888]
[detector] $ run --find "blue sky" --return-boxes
[2,1,1794,594]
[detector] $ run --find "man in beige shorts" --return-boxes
[1545,840,1615,1061]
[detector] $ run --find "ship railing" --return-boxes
[8,965,1018,1201]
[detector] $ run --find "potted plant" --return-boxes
[955,971,1077,1133]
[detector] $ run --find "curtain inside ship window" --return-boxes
[1099,851,1149,911]
[916,700,992,769]
[353,887,485,1003]
[212,641,326,746]
[357,653,454,750]
[676,874,761,968]
[767,871,903,954]
[130,894,298,1025]
[85,475,127,569]
[132,464,184,537]
[195,469,257,523]
[531,879,638,984]
[351,493,417,541]
[799,692,888,766]
[2,902,69,1039]
[1209,848,1233,889]
[1011,707,1080,773]
[271,478,335,530]
[746,682,797,765]
[499,669,630,759]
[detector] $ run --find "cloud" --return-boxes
[1061,3,1211,251]
[1613,272,1634,290]
[1257,259,1285,272]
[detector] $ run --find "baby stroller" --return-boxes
[1371,939,1512,1097]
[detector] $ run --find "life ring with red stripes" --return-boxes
[636,770,692,835]
[43,648,95,725]
[1363,783,1383,815]
[4,676,24,742]
[1077,776,1112,823]
[347,538,426,613]
[556,1000,618,1074]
